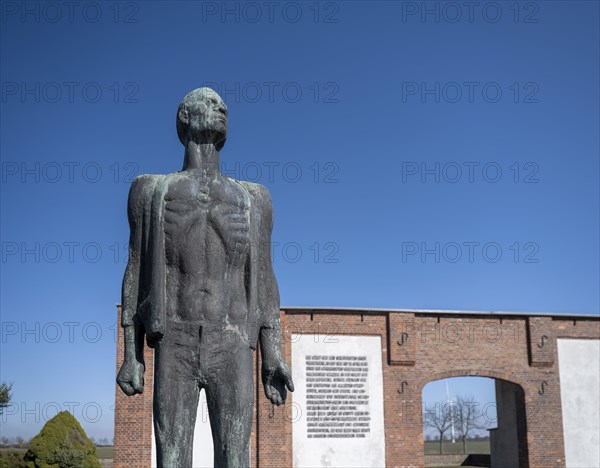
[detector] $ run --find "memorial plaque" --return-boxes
[292,335,386,467]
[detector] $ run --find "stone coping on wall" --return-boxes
[281,306,599,320]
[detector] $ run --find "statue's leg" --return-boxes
[204,338,254,468]
[153,323,202,468]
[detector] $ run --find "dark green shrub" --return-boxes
[0,450,27,468]
[23,411,101,468]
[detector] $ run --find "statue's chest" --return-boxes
[163,176,250,237]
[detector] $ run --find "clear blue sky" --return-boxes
[1,1,598,441]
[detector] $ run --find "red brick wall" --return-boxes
[113,305,154,468]
[113,307,600,468]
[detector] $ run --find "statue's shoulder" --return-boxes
[127,174,167,214]
[129,173,164,193]
[130,172,187,196]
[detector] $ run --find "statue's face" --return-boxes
[180,88,228,144]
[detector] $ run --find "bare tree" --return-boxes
[455,395,487,454]
[423,402,452,454]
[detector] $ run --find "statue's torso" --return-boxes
[162,171,251,324]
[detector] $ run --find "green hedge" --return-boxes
[23,411,101,468]
[0,450,27,468]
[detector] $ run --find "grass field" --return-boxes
[424,439,490,455]
[6,442,488,463]
[95,446,114,459]
[0,446,114,460]
[0,448,26,455]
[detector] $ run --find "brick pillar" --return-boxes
[113,305,154,468]
[385,312,421,467]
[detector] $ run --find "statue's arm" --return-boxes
[121,176,147,363]
[117,175,153,396]
[255,187,282,363]
[252,184,294,404]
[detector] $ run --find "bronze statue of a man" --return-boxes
[116,87,294,467]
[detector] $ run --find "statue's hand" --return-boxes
[262,359,294,405]
[117,359,145,396]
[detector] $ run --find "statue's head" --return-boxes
[176,88,228,150]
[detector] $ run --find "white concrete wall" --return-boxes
[557,339,600,468]
[291,334,386,468]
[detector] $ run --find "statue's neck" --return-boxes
[182,141,221,176]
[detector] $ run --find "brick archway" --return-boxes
[419,371,530,468]
[417,369,528,392]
